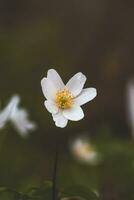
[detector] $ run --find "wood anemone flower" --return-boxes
[41,69,97,128]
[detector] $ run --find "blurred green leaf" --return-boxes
[0,183,100,200]
[26,181,53,200]
[61,185,99,200]
[0,187,29,200]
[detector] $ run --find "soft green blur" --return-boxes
[0,0,134,199]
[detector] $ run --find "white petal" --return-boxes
[41,77,57,101]
[75,88,97,106]
[5,95,20,115]
[44,100,58,114]
[52,112,68,128]
[0,95,20,128]
[0,118,6,128]
[11,109,36,136]
[66,72,86,97]
[8,95,20,114]
[0,108,10,128]
[63,106,84,121]
[9,95,20,108]
[47,69,65,90]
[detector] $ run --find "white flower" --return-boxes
[70,137,98,165]
[0,95,37,137]
[41,69,97,128]
[126,80,134,137]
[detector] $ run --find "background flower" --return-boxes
[0,95,37,137]
[126,80,134,138]
[70,137,99,165]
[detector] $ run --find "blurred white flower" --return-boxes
[126,80,134,137]
[41,69,97,128]
[0,95,37,137]
[70,137,99,165]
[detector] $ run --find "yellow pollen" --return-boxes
[55,89,74,109]
[81,144,94,154]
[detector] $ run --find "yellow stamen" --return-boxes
[80,144,94,154]
[55,88,74,109]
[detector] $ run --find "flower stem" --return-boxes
[52,141,59,200]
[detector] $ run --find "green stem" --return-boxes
[52,141,59,200]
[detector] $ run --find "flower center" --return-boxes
[55,88,74,109]
[81,144,94,154]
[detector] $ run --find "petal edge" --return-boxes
[63,106,84,121]
[66,72,86,97]
[47,69,65,90]
[75,88,97,106]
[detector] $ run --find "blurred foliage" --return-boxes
[0,130,134,199]
[0,182,99,200]
[61,185,99,200]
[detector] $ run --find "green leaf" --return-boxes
[61,185,99,200]
[27,181,53,200]
[0,187,36,200]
